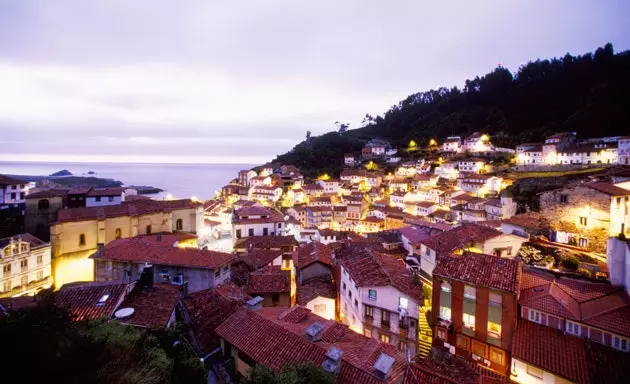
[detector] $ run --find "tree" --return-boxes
[335,121,350,134]
[242,363,336,384]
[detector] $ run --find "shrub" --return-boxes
[577,268,592,278]
[561,256,580,271]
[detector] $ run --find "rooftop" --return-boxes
[246,266,291,295]
[116,283,181,328]
[297,277,336,306]
[56,280,131,321]
[55,198,201,223]
[0,174,26,186]
[233,235,298,250]
[0,233,49,249]
[419,224,502,256]
[294,241,334,269]
[433,251,521,293]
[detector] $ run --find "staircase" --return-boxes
[417,306,433,358]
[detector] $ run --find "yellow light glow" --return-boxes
[409,140,418,148]
[481,134,489,141]
[191,195,199,202]
[429,139,437,146]
[318,173,331,181]
[165,193,173,200]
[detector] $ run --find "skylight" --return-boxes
[97,294,110,304]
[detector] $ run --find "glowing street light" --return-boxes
[429,139,437,146]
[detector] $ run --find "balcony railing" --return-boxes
[364,316,373,325]
[381,320,391,330]
[0,276,52,298]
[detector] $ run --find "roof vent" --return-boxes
[114,307,135,319]
[246,296,264,312]
[304,322,324,342]
[322,346,343,374]
[373,353,395,380]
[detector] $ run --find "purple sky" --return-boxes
[0,1,629,164]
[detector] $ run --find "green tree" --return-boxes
[242,363,336,384]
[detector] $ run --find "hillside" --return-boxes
[274,43,630,177]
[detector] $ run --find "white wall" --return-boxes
[512,359,565,384]
[306,296,335,320]
[86,195,123,207]
[607,237,630,295]
[419,245,437,277]
[361,284,419,321]
[483,234,526,258]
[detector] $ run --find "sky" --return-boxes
[0,1,629,165]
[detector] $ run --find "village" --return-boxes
[2,131,630,383]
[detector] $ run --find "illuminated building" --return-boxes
[442,136,462,153]
[0,233,52,298]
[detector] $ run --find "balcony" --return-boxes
[381,320,391,330]
[0,276,52,298]
[399,321,409,339]
[364,316,373,325]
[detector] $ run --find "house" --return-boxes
[278,165,304,188]
[515,143,543,165]
[340,169,368,185]
[85,187,125,207]
[293,241,335,320]
[359,216,385,233]
[389,192,406,209]
[180,284,251,356]
[285,187,306,205]
[434,161,459,180]
[500,213,550,239]
[389,178,410,193]
[384,208,405,230]
[302,183,324,198]
[555,142,618,165]
[309,196,333,207]
[50,198,203,287]
[363,138,389,157]
[337,244,422,356]
[238,170,257,187]
[442,136,462,153]
[464,132,493,153]
[24,189,70,241]
[396,162,417,178]
[619,136,630,165]
[0,233,52,298]
[287,206,308,227]
[411,174,438,191]
[398,225,445,256]
[539,182,630,252]
[418,224,526,277]
[245,265,291,307]
[366,172,383,188]
[344,154,356,166]
[317,179,340,194]
[67,187,91,208]
[457,158,487,174]
[432,252,521,376]
[249,185,283,203]
[114,282,182,328]
[55,280,133,320]
[0,174,29,206]
[233,235,298,255]
[215,304,408,383]
[404,201,438,217]
[457,174,503,197]
[249,175,272,187]
[91,234,235,294]
[232,205,286,244]
[305,206,333,229]
[519,267,630,354]
[542,132,577,165]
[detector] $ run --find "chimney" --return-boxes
[97,243,104,257]
[373,353,395,380]
[139,264,154,289]
[181,281,189,297]
[304,322,324,342]
[156,233,162,242]
[321,347,343,375]
[246,296,264,312]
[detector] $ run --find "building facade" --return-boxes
[0,233,52,298]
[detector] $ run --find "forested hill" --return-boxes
[274,43,630,177]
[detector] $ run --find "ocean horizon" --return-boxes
[0,161,255,201]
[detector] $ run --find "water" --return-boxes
[0,161,255,200]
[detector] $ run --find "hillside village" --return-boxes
[2,131,630,383]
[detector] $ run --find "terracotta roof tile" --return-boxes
[240,249,283,269]
[56,198,201,223]
[91,236,234,269]
[56,280,130,321]
[419,224,502,256]
[297,277,336,306]
[26,188,70,199]
[215,306,407,384]
[0,174,26,186]
[585,338,630,384]
[295,241,333,269]
[397,225,443,245]
[519,282,581,320]
[117,283,181,328]
[233,235,298,250]
[584,182,630,196]
[513,320,590,384]
[246,266,290,295]
[433,252,521,293]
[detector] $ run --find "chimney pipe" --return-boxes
[157,233,162,242]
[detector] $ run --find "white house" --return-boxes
[249,185,283,203]
[457,174,503,196]
[442,136,462,153]
[344,154,356,166]
[464,132,493,152]
[317,179,340,194]
[404,201,438,217]
[0,233,52,298]
[0,175,29,206]
[434,162,459,180]
[456,158,486,174]
[232,205,286,244]
[338,246,422,356]
[85,188,125,207]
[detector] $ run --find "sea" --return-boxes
[0,161,254,201]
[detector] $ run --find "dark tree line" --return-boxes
[275,43,630,177]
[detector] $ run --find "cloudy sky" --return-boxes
[0,1,628,164]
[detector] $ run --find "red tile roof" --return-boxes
[233,206,285,224]
[519,282,581,320]
[233,235,298,250]
[91,236,234,269]
[513,320,590,384]
[215,306,407,384]
[294,241,333,269]
[55,198,201,223]
[26,188,70,199]
[397,225,442,245]
[419,224,502,256]
[336,244,422,302]
[433,252,521,293]
[86,187,124,197]
[297,277,336,306]
[116,283,181,328]
[240,249,283,269]
[580,291,630,337]
[246,266,290,295]
[584,183,630,196]
[0,174,26,186]
[56,280,131,321]
[584,337,630,384]
[181,284,250,354]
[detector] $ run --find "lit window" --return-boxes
[463,313,475,329]
[364,328,372,338]
[489,347,505,365]
[439,306,451,321]
[579,217,588,227]
[464,285,476,300]
[379,334,390,344]
[488,322,502,339]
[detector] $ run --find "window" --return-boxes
[272,294,280,305]
[560,194,568,203]
[526,365,543,379]
[381,311,390,326]
[489,292,502,307]
[222,265,229,274]
[566,321,581,336]
[248,228,254,236]
[146,225,152,235]
[364,328,372,338]
[3,263,11,274]
[368,289,377,300]
[612,336,629,352]
[398,340,408,352]
[456,334,470,351]
[489,347,505,365]
[439,281,452,321]
[20,243,28,253]
[263,227,268,236]
[342,282,346,291]
[176,219,183,231]
[97,294,110,305]
[379,334,390,344]
[10,192,16,199]
[579,216,588,227]
[528,309,542,324]
[399,297,408,309]
[277,223,282,229]
[354,298,358,308]
[38,199,50,210]
[37,270,44,280]
[463,313,475,329]
[464,285,476,300]
[115,228,122,239]
[236,229,242,239]
[20,259,28,269]
[437,328,446,341]
[214,269,221,278]
[37,255,43,264]
[348,290,352,299]
[95,196,101,202]
[365,305,373,318]
[471,340,487,358]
